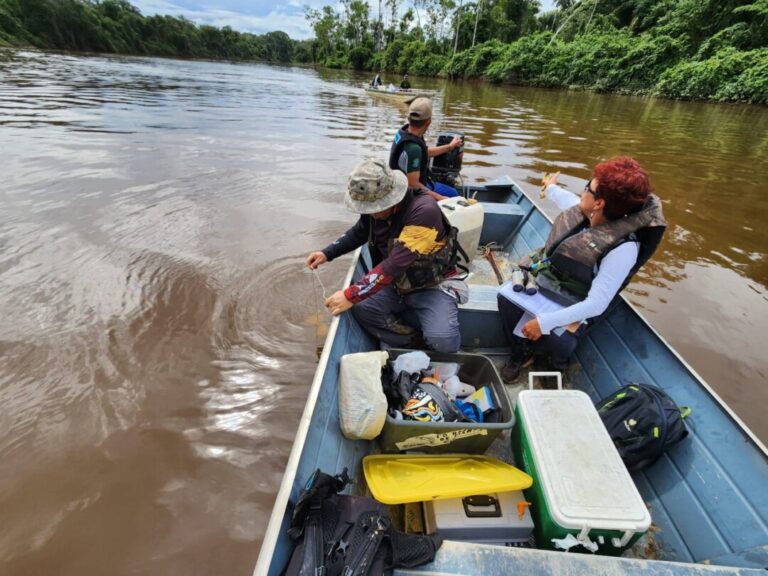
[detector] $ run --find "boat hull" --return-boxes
[364,86,437,103]
[254,179,768,576]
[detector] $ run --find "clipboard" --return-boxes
[499,280,577,338]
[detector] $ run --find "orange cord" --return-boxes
[517,500,532,520]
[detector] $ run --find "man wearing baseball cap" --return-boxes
[388,97,462,202]
[306,157,468,352]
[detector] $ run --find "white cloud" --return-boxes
[131,0,556,40]
[131,0,318,38]
[205,9,316,39]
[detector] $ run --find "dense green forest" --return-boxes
[0,0,294,61]
[1,0,766,103]
[301,0,768,104]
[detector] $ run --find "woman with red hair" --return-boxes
[497,157,667,382]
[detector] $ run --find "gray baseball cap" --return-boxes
[408,97,432,121]
[344,158,409,214]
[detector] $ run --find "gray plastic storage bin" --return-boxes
[423,490,534,547]
[379,350,513,453]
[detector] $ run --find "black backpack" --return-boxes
[596,383,691,472]
[284,469,442,576]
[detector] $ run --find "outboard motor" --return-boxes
[430,131,464,188]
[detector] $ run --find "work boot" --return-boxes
[500,354,534,383]
[501,359,523,383]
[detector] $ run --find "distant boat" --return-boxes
[254,177,768,576]
[364,84,438,102]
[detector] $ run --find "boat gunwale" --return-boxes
[363,87,438,99]
[252,249,361,576]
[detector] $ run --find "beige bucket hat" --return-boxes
[344,158,409,214]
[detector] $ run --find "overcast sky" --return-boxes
[131,0,557,40]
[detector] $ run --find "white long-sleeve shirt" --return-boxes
[536,185,639,335]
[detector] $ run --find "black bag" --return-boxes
[284,469,442,576]
[596,383,691,472]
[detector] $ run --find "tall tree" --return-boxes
[305,5,340,60]
[453,0,464,54]
[472,0,484,47]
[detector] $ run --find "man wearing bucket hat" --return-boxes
[306,158,468,353]
[388,97,462,202]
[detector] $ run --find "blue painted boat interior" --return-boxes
[261,182,768,576]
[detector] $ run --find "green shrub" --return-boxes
[411,51,448,76]
[443,48,474,78]
[444,40,507,78]
[655,47,765,102]
[486,33,558,83]
[348,45,372,70]
[561,31,633,90]
[382,37,407,71]
[380,40,448,76]
[695,23,752,59]
[293,40,314,63]
[714,48,768,104]
[612,34,685,92]
[324,54,347,68]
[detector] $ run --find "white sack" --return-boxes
[338,351,389,440]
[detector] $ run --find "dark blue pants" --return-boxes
[427,181,459,198]
[497,294,584,371]
[352,285,461,353]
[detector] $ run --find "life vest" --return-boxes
[369,191,466,294]
[388,125,431,185]
[529,194,666,305]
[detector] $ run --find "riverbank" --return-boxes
[332,33,768,106]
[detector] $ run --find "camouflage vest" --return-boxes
[528,194,666,305]
[378,195,462,294]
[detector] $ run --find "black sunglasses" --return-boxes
[584,179,600,198]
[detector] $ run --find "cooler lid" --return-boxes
[517,390,651,532]
[363,454,532,505]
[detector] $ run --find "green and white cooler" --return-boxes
[512,373,651,556]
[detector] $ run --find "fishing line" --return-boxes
[311,267,329,301]
[308,266,330,359]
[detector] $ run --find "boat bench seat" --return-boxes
[458,284,505,348]
[479,202,525,246]
[459,284,499,312]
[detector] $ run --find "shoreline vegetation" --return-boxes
[1,0,766,105]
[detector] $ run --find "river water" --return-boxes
[0,50,766,575]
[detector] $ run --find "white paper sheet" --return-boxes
[499,280,567,337]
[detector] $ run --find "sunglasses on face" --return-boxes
[584,179,600,199]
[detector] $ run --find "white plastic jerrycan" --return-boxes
[438,197,485,267]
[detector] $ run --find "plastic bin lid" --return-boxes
[363,454,532,505]
[517,390,651,533]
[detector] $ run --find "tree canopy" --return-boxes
[300,0,768,103]
[0,0,294,62]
